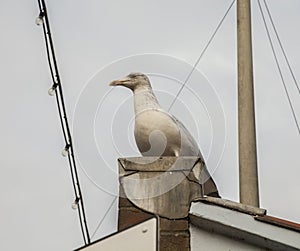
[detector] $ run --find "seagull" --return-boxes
[110,72,219,197]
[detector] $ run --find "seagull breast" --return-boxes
[133,85,200,157]
[134,108,181,156]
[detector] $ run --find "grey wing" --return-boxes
[170,115,203,158]
[170,114,219,197]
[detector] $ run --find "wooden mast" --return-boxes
[237,0,259,207]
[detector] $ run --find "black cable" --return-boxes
[69,147,90,243]
[38,1,55,84]
[257,0,300,134]
[262,0,300,95]
[168,0,236,111]
[67,152,86,243]
[54,88,68,143]
[55,72,87,241]
[37,0,91,244]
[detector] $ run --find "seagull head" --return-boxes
[109,72,151,91]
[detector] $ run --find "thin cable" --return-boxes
[262,0,300,95]
[168,0,236,111]
[37,0,91,244]
[257,0,300,134]
[91,197,117,239]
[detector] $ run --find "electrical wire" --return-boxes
[37,1,55,84]
[55,88,68,143]
[168,0,236,111]
[37,0,91,245]
[262,0,300,95]
[257,0,300,134]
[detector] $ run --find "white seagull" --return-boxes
[110,72,219,197]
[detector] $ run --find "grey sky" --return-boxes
[1,1,299,250]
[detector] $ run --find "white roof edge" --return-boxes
[190,202,300,250]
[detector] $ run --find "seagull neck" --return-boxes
[133,86,161,114]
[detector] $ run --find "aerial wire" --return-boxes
[168,0,236,111]
[257,0,300,134]
[91,196,117,239]
[262,0,300,95]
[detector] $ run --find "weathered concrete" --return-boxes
[118,157,208,251]
[118,157,203,219]
[237,0,259,207]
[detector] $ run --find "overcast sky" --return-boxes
[1,1,300,250]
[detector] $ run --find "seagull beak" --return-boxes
[109,77,131,86]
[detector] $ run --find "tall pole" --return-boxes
[237,0,259,207]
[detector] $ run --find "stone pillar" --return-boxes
[237,0,259,207]
[117,157,205,251]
